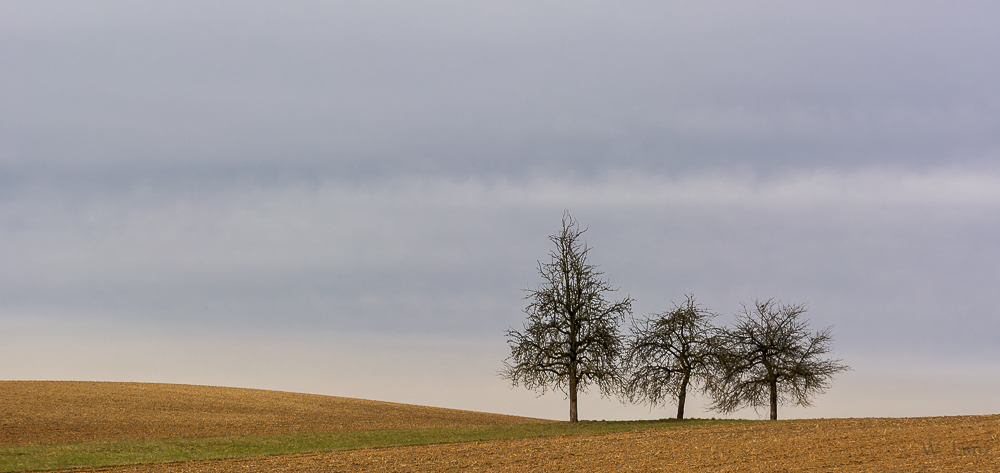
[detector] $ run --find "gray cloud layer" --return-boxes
[6,172,998,348]
[4,1,998,180]
[2,1,999,419]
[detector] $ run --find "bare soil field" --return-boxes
[0,381,546,446]
[5,381,999,472]
[73,415,1000,472]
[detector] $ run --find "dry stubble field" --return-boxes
[3,381,999,472]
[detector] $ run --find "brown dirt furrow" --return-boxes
[66,414,1000,472]
[0,381,548,446]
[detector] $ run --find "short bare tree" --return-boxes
[624,294,720,419]
[710,299,849,420]
[501,212,633,422]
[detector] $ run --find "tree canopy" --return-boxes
[710,299,850,420]
[501,212,633,422]
[624,294,720,419]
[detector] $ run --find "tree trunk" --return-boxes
[568,303,580,423]
[676,372,690,420]
[769,377,778,420]
[569,366,579,422]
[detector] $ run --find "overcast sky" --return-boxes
[3,1,999,421]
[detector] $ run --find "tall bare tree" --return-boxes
[501,212,633,422]
[711,299,849,420]
[624,294,720,419]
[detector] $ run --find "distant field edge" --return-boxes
[0,419,743,472]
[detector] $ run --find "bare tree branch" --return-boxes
[709,299,850,420]
[500,211,632,422]
[623,294,721,419]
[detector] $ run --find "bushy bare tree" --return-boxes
[501,212,633,422]
[711,299,849,420]
[623,294,720,419]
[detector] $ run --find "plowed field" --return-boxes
[4,381,999,472]
[0,381,546,446]
[58,415,1000,472]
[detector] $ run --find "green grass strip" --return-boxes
[0,418,746,472]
